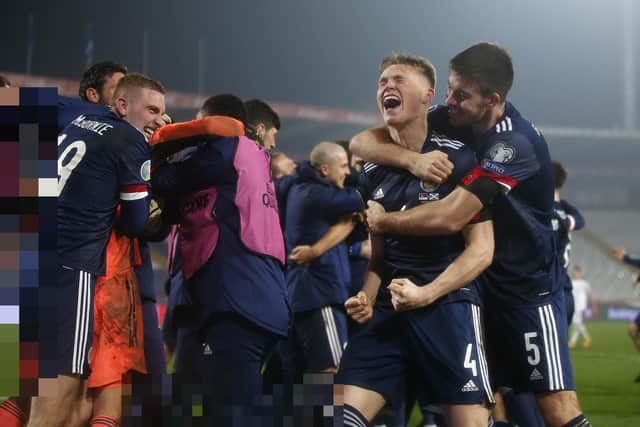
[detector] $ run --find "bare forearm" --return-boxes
[361,234,385,303]
[424,221,494,301]
[360,270,382,306]
[378,202,454,235]
[312,216,357,255]
[373,187,482,236]
[350,127,413,169]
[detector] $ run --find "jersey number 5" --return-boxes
[524,332,541,366]
[58,134,86,195]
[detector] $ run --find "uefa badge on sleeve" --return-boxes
[140,160,151,181]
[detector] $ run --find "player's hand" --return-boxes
[288,245,319,264]
[345,291,373,324]
[143,113,173,138]
[611,247,626,260]
[364,200,386,234]
[388,278,431,311]
[142,198,164,235]
[161,113,173,126]
[407,150,453,184]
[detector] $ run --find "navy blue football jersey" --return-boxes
[58,95,110,133]
[552,200,585,291]
[58,112,150,275]
[360,129,481,305]
[446,102,559,303]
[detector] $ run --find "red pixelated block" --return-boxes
[20,342,38,359]
[20,359,38,379]
[19,214,38,232]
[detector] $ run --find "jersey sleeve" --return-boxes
[560,199,585,231]
[174,137,236,193]
[623,254,640,268]
[462,131,539,195]
[450,147,492,223]
[316,186,364,219]
[116,130,151,202]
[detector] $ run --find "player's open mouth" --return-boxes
[382,94,401,111]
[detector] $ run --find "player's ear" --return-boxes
[423,87,435,105]
[85,87,100,104]
[114,96,128,118]
[486,92,501,107]
[319,164,329,177]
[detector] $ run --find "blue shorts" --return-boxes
[338,302,494,408]
[40,265,96,377]
[293,305,348,372]
[485,293,575,393]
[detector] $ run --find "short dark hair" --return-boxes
[79,61,128,101]
[552,160,567,189]
[244,99,280,130]
[449,42,514,101]
[380,53,436,89]
[199,93,247,123]
[0,75,10,87]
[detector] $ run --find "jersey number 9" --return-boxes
[58,134,87,195]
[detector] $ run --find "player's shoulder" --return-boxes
[489,102,544,146]
[429,130,476,175]
[361,161,380,177]
[429,130,468,154]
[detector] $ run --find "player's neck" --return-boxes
[554,189,560,202]
[388,118,428,153]
[471,102,506,136]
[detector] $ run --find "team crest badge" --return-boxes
[420,181,439,192]
[140,160,151,181]
[488,142,515,163]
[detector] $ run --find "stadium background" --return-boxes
[0,0,639,424]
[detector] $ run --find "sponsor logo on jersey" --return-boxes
[140,160,151,181]
[487,142,515,163]
[530,368,544,381]
[461,379,479,392]
[373,187,385,200]
[481,159,505,174]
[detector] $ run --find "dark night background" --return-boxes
[2,0,639,210]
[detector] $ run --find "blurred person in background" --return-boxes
[244,99,280,151]
[611,246,640,382]
[568,266,593,349]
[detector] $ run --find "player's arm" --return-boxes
[319,186,366,219]
[351,238,371,260]
[345,233,384,324]
[288,215,358,264]
[152,138,233,198]
[116,186,151,236]
[560,199,585,231]
[388,220,494,311]
[115,133,152,236]
[350,126,453,183]
[611,247,640,268]
[365,183,489,236]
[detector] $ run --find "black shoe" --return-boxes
[634,373,640,383]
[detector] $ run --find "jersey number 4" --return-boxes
[58,134,86,195]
